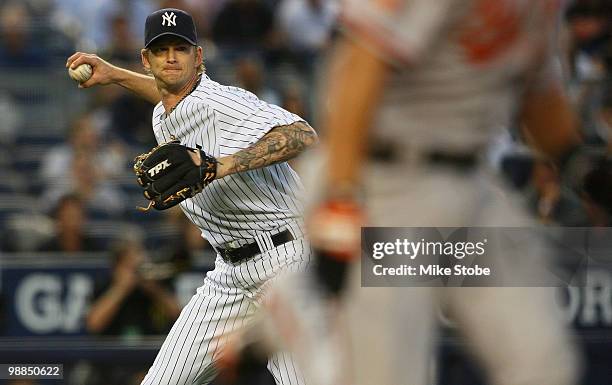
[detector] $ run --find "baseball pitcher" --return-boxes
[68,8,317,385]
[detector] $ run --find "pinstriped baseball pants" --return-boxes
[140,232,311,385]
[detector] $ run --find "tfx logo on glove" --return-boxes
[148,159,172,177]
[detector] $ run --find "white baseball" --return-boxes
[68,63,93,83]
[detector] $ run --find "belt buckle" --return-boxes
[227,240,240,248]
[222,241,241,263]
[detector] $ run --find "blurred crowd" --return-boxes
[0,0,611,384]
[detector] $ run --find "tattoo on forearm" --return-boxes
[229,121,317,173]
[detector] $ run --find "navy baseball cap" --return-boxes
[144,8,197,48]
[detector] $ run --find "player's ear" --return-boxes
[141,48,151,71]
[195,46,203,69]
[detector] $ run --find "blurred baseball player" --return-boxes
[221,1,605,384]
[67,8,316,385]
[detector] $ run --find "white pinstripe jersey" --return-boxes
[152,75,306,248]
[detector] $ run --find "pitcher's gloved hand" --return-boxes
[133,141,217,211]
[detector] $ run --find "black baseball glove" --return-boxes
[133,140,218,211]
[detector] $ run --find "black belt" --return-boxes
[216,229,295,264]
[426,151,478,170]
[370,142,479,170]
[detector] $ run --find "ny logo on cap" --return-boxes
[161,11,177,27]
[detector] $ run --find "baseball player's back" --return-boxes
[344,0,559,152]
[265,2,581,385]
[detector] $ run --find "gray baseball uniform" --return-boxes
[337,1,578,384]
